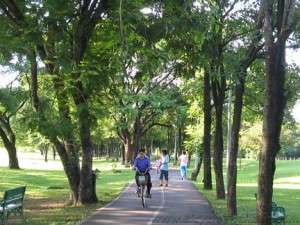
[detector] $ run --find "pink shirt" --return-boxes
[179,154,188,166]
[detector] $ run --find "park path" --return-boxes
[80,170,221,225]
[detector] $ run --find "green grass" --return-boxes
[0,160,133,225]
[193,159,300,225]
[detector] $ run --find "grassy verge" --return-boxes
[0,161,133,225]
[193,160,300,225]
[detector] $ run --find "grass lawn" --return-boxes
[193,160,300,225]
[0,160,133,225]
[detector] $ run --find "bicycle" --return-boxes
[136,170,151,208]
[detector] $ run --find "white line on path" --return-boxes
[147,186,165,225]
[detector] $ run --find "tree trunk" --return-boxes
[44,147,48,162]
[227,38,262,215]
[191,152,203,181]
[0,119,20,169]
[121,144,125,165]
[257,42,287,225]
[178,125,182,155]
[31,47,82,205]
[73,89,98,204]
[29,50,39,112]
[54,140,81,204]
[122,132,133,166]
[133,117,142,160]
[174,128,178,163]
[203,69,212,189]
[227,71,245,216]
[212,75,226,199]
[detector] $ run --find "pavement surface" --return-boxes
[80,170,221,225]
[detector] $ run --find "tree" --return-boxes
[257,0,298,223]
[0,0,108,204]
[0,88,26,169]
[226,6,264,215]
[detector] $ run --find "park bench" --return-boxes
[271,202,286,224]
[254,193,286,224]
[0,186,26,225]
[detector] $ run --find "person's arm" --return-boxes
[145,158,151,172]
[134,158,140,173]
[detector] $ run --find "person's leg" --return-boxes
[165,170,169,186]
[146,173,152,195]
[159,170,164,186]
[184,165,187,178]
[180,166,184,179]
[135,172,140,193]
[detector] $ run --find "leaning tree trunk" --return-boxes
[53,139,81,204]
[203,69,212,189]
[191,152,203,181]
[0,118,20,169]
[0,129,19,169]
[227,36,262,216]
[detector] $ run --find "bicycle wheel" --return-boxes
[141,185,146,208]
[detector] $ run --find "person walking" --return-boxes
[179,151,188,180]
[159,149,169,187]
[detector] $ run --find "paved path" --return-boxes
[80,170,221,225]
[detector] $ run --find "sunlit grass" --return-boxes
[193,159,300,225]
[0,164,133,225]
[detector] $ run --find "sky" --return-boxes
[0,49,300,122]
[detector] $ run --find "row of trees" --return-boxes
[0,0,299,224]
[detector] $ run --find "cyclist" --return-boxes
[133,148,152,198]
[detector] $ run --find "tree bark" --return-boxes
[0,118,20,169]
[72,86,98,204]
[191,152,203,181]
[133,117,142,160]
[256,0,295,222]
[257,43,286,225]
[203,69,212,189]
[121,144,125,165]
[212,75,226,199]
[227,38,263,216]
[227,71,245,216]
[53,139,81,204]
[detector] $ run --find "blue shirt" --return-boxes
[134,156,151,173]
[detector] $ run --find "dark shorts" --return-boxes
[160,170,168,181]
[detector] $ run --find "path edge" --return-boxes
[76,180,134,225]
[189,180,224,225]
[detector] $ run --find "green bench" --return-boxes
[0,186,26,225]
[272,202,286,224]
[254,193,286,224]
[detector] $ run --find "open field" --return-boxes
[0,155,133,225]
[194,160,300,225]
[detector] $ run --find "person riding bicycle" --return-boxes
[133,148,152,198]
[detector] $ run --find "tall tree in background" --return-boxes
[226,3,264,215]
[257,0,298,223]
[0,89,26,169]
